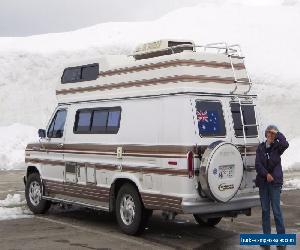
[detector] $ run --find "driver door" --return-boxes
[42,107,68,183]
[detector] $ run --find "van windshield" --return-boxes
[195,101,226,137]
[230,102,258,137]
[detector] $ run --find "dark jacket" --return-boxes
[255,132,289,187]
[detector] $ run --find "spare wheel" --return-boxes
[198,141,243,203]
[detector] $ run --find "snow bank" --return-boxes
[0,1,299,170]
[0,194,32,221]
[284,179,300,190]
[0,124,37,170]
[282,137,300,171]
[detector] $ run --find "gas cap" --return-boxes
[198,141,243,202]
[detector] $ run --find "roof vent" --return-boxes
[133,39,195,60]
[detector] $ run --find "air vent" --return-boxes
[133,39,194,60]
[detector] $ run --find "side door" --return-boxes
[42,107,68,183]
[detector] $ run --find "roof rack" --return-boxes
[131,41,252,94]
[131,41,243,58]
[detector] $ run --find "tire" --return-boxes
[25,173,51,214]
[193,214,222,227]
[115,183,147,235]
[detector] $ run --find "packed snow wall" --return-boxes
[0,1,299,170]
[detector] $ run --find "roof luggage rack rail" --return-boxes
[131,40,253,94]
[195,42,253,94]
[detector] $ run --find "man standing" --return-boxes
[255,125,289,234]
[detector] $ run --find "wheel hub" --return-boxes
[120,194,135,225]
[29,181,41,206]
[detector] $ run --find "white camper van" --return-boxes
[24,40,261,235]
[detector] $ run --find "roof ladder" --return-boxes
[228,50,253,95]
[235,96,260,168]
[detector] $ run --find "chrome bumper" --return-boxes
[181,194,260,214]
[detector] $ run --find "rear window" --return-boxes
[195,101,226,137]
[61,63,99,83]
[74,107,121,134]
[230,102,258,137]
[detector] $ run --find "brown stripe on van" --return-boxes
[141,193,182,205]
[44,180,110,201]
[140,192,183,212]
[26,143,197,157]
[142,201,182,213]
[25,158,188,176]
[25,158,65,166]
[44,179,110,193]
[121,165,188,176]
[26,143,64,151]
[56,75,250,96]
[46,186,109,200]
[46,189,109,203]
[100,59,246,77]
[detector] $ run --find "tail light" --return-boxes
[187,151,194,178]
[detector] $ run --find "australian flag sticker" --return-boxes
[196,110,220,135]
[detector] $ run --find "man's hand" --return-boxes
[267,173,274,182]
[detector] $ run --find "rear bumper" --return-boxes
[181,194,260,214]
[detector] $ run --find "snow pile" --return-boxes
[282,138,300,171]
[284,179,300,190]
[0,1,299,170]
[0,124,37,170]
[0,194,32,221]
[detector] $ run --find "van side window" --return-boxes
[231,102,258,137]
[74,107,121,134]
[76,110,92,132]
[107,110,121,130]
[91,110,108,133]
[195,101,226,137]
[61,63,99,84]
[47,109,67,138]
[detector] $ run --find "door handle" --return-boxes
[57,143,64,148]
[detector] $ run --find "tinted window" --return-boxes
[231,102,258,137]
[195,101,226,137]
[47,109,67,138]
[61,63,99,83]
[76,111,92,132]
[91,110,108,132]
[74,107,121,134]
[81,65,99,81]
[107,110,121,127]
[62,68,81,82]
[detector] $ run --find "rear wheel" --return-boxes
[25,173,51,214]
[193,214,222,227]
[115,183,148,235]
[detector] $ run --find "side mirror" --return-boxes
[38,129,46,138]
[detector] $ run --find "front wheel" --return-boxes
[115,184,147,235]
[193,214,222,227]
[25,173,51,214]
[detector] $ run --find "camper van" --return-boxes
[24,40,261,235]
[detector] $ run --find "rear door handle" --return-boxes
[57,143,64,148]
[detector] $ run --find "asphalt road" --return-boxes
[0,170,299,250]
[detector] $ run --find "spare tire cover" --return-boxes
[199,141,243,203]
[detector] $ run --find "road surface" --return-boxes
[0,170,299,250]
